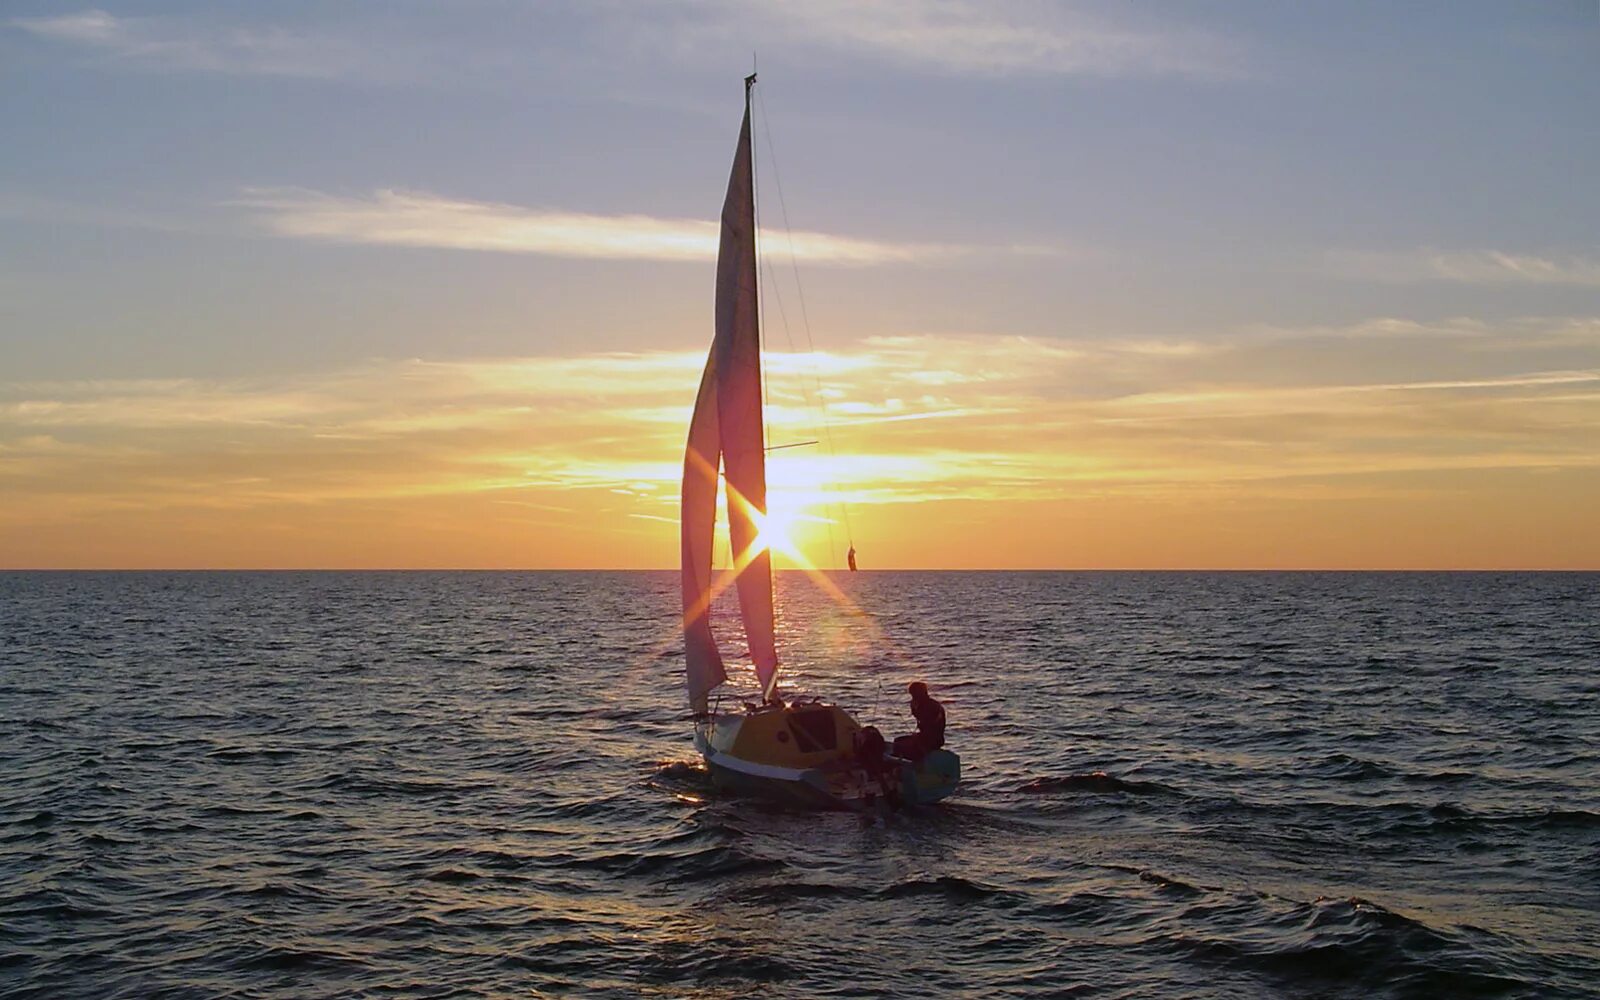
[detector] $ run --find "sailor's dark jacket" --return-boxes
[912,696,946,749]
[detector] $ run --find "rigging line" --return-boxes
[760,233,840,570]
[750,99,907,704]
[754,86,854,551]
[753,88,841,570]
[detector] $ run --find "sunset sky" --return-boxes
[3,2,1597,569]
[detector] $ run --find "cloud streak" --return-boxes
[5,317,1597,500]
[1329,249,1600,288]
[670,0,1244,80]
[14,3,1241,86]
[233,187,961,265]
[9,8,375,79]
[4,317,1598,567]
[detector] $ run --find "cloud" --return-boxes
[663,0,1244,80]
[1,188,1003,264]
[4,317,1598,566]
[1328,249,1600,288]
[1102,370,1600,415]
[5,316,1598,507]
[233,187,962,265]
[12,9,118,44]
[9,8,375,79]
[14,3,1241,88]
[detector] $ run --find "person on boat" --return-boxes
[892,682,945,761]
[853,725,900,809]
[854,725,889,780]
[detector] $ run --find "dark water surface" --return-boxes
[2,571,1597,998]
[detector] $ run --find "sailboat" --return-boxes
[681,75,960,811]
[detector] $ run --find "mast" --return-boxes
[720,72,779,702]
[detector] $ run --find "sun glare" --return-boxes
[724,477,838,570]
[752,506,804,561]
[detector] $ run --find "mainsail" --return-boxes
[682,75,778,713]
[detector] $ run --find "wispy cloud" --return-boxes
[233,187,962,265]
[1328,249,1600,288]
[11,9,118,44]
[14,3,1242,86]
[3,317,1597,566]
[0,188,997,264]
[5,316,1597,510]
[664,0,1244,80]
[1105,370,1600,414]
[9,8,374,79]
[0,186,992,265]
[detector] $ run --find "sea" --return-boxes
[1,570,1597,999]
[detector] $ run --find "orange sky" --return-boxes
[5,322,1596,569]
[4,6,1598,569]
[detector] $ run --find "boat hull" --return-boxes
[698,740,853,810]
[899,748,960,805]
[694,711,960,812]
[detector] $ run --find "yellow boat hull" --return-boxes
[694,701,959,811]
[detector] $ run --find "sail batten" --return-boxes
[682,79,778,711]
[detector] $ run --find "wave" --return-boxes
[0,828,52,845]
[651,760,710,783]
[237,944,371,974]
[1138,869,1204,898]
[421,847,532,871]
[880,874,1016,903]
[206,746,301,763]
[722,874,1027,908]
[1308,752,1395,781]
[200,804,280,817]
[309,772,491,798]
[628,934,799,985]
[1158,895,1538,998]
[235,881,325,902]
[6,570,1594,998]
[1036,779,1600,843]
[632,845,787,882]
[82,832,137,847]
[539,842,787,883]
[1381,803,1600,836]
[0,889,114,922]
[13,810,56,826]
[734,880,864,904]
[1017,771,1177,796]
[422,868,485,883]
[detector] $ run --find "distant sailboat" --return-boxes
[682,75,958,810]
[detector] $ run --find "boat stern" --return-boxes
[898,749,961,805]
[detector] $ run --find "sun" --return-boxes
[752,506,805,561]
[724,481,820,568]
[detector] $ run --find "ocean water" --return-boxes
[1,570,1597,999]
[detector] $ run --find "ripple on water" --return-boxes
[0,569,1596,999]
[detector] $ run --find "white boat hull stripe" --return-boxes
[703,750,810,782]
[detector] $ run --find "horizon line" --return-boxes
[3,566,1595,574]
